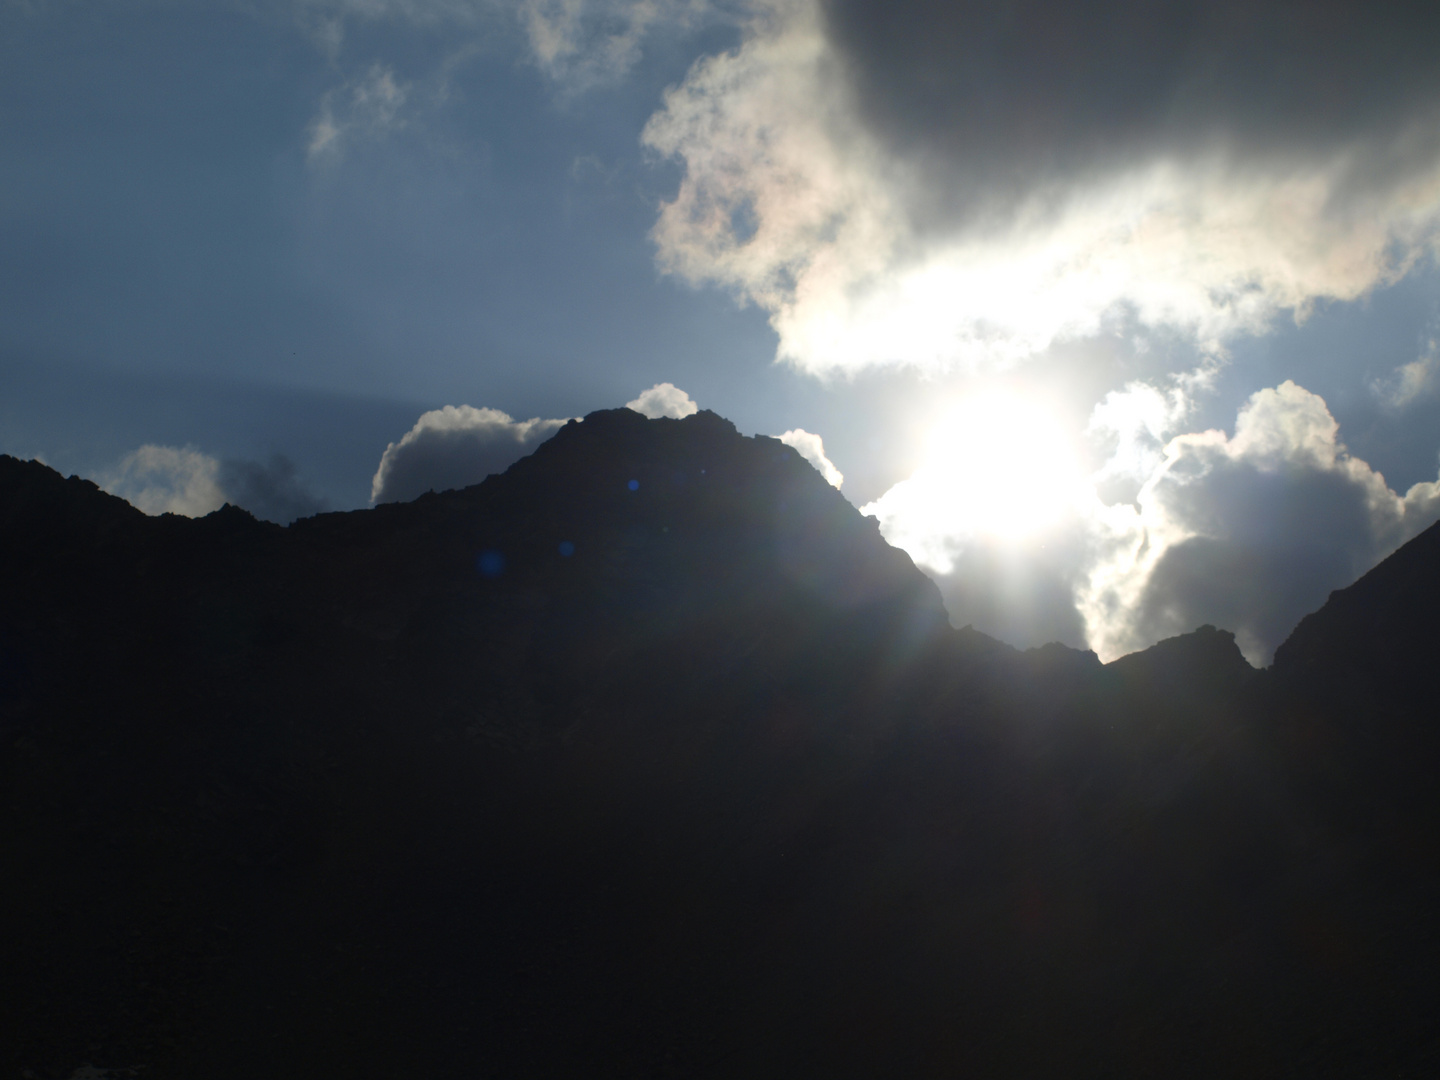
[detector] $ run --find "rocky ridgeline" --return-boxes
[3,409,1439,1079]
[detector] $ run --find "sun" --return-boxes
[862,390,1085,574]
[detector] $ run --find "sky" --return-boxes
[4,0,1440,664]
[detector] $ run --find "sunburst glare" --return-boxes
[861,391,1087,575]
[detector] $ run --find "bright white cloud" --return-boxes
[866,382,1440,664]
[776,428,841,488]
[625,382,699,419]
[371,405,568,503]
[642,0,1440,377]
[100,445,227,518]
[1086,360,1225,491]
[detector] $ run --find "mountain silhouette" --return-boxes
[3,409,1439,1078]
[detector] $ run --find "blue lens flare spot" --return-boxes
[627,479,639,491]
[477,550,505,578]
[558,541,575,557]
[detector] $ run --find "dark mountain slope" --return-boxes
[1274,517,1440,717]
[2,411,1439,1078]
[1269,516,1440,869]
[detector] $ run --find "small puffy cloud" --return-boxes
[776,428,842,488]
[99,446,327,523]
[101,445,227,518]
[371,405,568,504]
[625,382,699,419]
[865,381,1440,662]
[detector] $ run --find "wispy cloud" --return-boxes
[307,63,411,161]
[1372,335,1440,408]
[217,456,329,523]
[282,0,722,87]
[520,0,718,90]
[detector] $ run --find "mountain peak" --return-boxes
[5,419,1440,1078]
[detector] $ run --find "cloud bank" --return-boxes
[643,0,1440,375]
[867,381,1440,664]
[371,405,568,504]
[1082,382,1440,664]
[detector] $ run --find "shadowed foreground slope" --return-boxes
[3,409,1439,1078]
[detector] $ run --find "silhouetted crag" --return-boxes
[3,409,1439,1078]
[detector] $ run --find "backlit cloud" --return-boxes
[867,382,1440,663]
[776,428,841,487]
[643,0,1440,376]
[1081,382,1440,664]
[371,405,568,503]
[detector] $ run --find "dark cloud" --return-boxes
[1127,468,1378,664]
[218,455,329,524]
[825,0,1440,204]
[644,1,1440,376]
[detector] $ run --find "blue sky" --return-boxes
[5,0,1440,662]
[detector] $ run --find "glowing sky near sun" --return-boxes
[5,0,1440,663]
